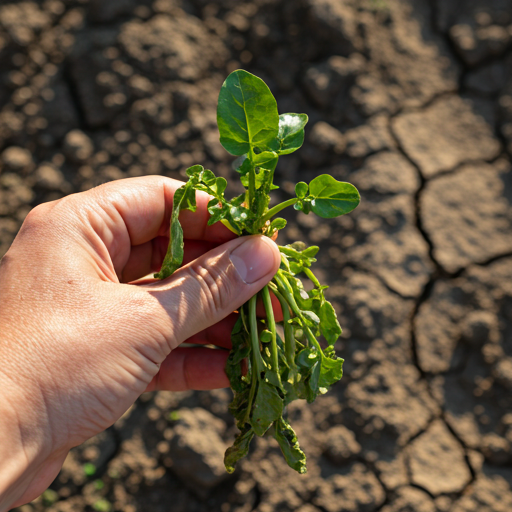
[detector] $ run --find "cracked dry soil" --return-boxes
[1,0,512,511]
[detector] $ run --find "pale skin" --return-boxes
[0,176,281,511]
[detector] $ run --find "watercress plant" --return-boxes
[155,70,360,474]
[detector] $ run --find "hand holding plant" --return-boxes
[155,70,360,473]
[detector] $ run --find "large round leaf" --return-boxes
[217,69,279,156]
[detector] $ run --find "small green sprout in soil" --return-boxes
[82,462,97,477]
[156,70,360,474]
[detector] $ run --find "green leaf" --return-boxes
[302,310,320,328]
[241,167,272,190]
[307,175,360,218]
[273,417,307,473]
[269,113,308,155]
[296,347,320,369]
[318,356,344,389]
[236,156,252,176]
[306,361,321,402]
[185,164,204,178]
[269,217,287,232]
[224,426,255,473]
[319,301,342,345]
[260,330,273,343]
[225,316,251,392]
[154,182,196,279]
[295,182,308,199]
[251,380,283,436]
[229,388,251,428]
[253,150,279,172]
[217,70,279,156]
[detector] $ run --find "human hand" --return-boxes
[0,176,280,511]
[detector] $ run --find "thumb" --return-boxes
[148,235,281,346]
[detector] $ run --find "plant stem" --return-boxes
[269,284,297,375]
[304,325,325,358]
[247,151,256,210]
[274,273,302,318]
[244,348,258,426]
[261,285,282,389]
[260,198,298,225]
[303,267,321,288]
[248,295,265,376]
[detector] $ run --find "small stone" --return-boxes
[63,130,94,163]
[1,146,34,173]
[34,164,65,190]
[493,357,512,389]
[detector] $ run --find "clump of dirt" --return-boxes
[1,0,512,511]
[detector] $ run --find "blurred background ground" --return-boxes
[1,0,512,510]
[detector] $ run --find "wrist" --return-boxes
[0,371,50,511]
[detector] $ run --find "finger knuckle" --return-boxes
[187,260,233,319]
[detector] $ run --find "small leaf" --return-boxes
[251,380,283,436]
[236,156,252,176]
[307,174,360,218]
[302,246,319,258]
[302,310,320,328]
[296,348,320,369]
[319,301,342,345]
[224,426,255,473]
[268,113,308,155]
[185,164,204,178]
[318,356,344,389]
[260,330,273,343]
[225,316,251,392]
[306,361,321,401]
[217,70,279,156]
[269,217,287,232]
[295,182,308,199]
[253,150,279,172]
[273,417,307,473]
[154,182,196,279]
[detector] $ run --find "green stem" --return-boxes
[244,350,258,426]
[261,285,282,389]
[275,272,324,355]
[304,325,325,358]
[247,151,256,210]
[248,295,265,376]
[269,284,296,375]
[274,273,302,318]
[303,267,321,288]
[260,198,298,225]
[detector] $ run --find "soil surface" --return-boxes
[2,0,512,511]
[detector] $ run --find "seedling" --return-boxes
[156,70,360,473]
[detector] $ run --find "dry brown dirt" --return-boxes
[1,0,512,511]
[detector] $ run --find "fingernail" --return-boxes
[230,236,278,284]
